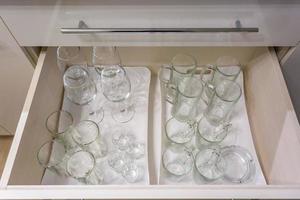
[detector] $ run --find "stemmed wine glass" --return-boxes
[93,46,135,123]
[63,65,104,124]
[101,65,135,123]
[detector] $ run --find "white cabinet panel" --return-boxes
[0,17,33,135]
[0,0,300,46]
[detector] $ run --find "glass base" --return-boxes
[112,106,135,123]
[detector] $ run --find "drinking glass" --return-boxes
[72,120,108,159]
[165,117,195,144]
[205,79,242,125]
[66,150,96,182]
[45,110,73,139]
[92,46,122,75]
[159,54,198,104]
[162,144,193,177]
[194,145,226,181]
[101,65,135,123]
[171,76,205,123]
[63,65,97,105]
[37,140,67,176]
[203,56,241,103]
[57,46,86,72]
[197,116,231,144]
[45,110,77,149]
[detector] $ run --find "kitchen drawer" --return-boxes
[1,46,300,199]
[1,1,300,46]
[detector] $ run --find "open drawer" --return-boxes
[1,47,300,199]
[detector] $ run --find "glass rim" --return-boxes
[45,110,73,136]
[57,46,80,61]
[177,77,203,98]
[220,145,255,183]
[216,65,241,77]
[66,150,96,179]
[36,139,66,168]
[171,53,197,75]
[162,147,193,176]
[165,117,195,144]
[72,120,100,146]
[194,145,225,180]
[215,80,242,102]
[196,117,228,143]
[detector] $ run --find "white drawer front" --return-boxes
[1,1,300,46]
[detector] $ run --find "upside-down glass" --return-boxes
[72,120,108,159]
[205,79,242,125]
[101,65,135,123]
[63,65,97,105]
[171,76,205,123]
[203,56,241,103]
[57,46,86,72]
[37,140,67,176]
[159,54,198,104]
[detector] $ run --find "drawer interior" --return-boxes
[5,47,300,186]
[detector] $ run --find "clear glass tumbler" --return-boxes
[57,46,86,72]
[63,65,97,106]
[159,54,198,104]
[72,120,108,159]
[171,76,204,123]
[204,79,242,125]
[36,140,67,176]
[45,110,76,149]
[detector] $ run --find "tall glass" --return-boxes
[204,56,241,103]
[159,54,198,104]
[205,79,242,125]
[172,76,204,123]
[92,46,122,75]
[57,47,86,72]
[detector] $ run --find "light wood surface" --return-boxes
[245,48,300,184]
[0,17,33,135]
[0,136,13,178]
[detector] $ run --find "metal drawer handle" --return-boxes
[61,20,259,34]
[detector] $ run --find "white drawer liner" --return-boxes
[159,68,267,185]
[42,67,151,185]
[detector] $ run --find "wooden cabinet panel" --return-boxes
[0,17,33,135]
